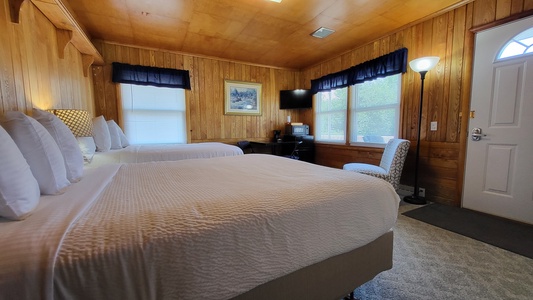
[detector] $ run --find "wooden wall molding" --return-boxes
[470,9,533,33]
[56,28,72,59]
[9,0,104,65]
[1,0,95,115]
[29,0,104,65]
[8,0,25,23]
[81,54,94,77]
[98,40,300,72]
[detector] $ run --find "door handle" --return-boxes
[471,128,486,141]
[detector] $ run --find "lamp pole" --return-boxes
[403,57,439,205]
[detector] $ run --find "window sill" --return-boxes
[314,142,386,150]
[349,142,386,149]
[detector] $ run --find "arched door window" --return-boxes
[497,27,533,60]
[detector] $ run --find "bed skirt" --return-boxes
[232,231,394,300]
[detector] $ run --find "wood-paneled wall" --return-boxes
[91,41,304,144]
[0,0,94,115]
[301,0,533,206]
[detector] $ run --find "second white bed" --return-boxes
[87,142,244,167]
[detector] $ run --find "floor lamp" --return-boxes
[403,56,440,205]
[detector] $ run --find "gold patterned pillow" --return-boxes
[47,109,93,137]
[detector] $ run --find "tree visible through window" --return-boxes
[315,88,348,142]
[350,74,401,144]
[314,74,401,146]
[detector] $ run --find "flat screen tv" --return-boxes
[279,89,313,109]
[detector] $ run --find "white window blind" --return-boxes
[120,84,187,144]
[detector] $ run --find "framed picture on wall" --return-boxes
[224,80,262,116]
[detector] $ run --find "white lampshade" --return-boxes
[409,56,440,73]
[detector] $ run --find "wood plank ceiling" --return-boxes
[66,0,472,69]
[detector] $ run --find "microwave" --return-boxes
[285,124,309,136]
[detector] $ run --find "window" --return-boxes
[497,27,533,60]
[314,75,401,146]
[120,84,187,144]
[350,74,401,144]
[314,88,348,143]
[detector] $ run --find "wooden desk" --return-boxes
[250,136,314,163]
[249,141,296,156]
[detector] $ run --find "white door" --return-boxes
[463,16,533,225]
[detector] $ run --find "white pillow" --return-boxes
[77,137,96,163]
[33,109,84,182]
[0,125,40,220]
[92,115,111,152]
[107,120,122,149]
[118,125,130,147]
[0,111,70,195]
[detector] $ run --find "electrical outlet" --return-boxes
[418,187,426,198]
[430,121,438,131]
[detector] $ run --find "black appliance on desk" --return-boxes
[282,134,314,163]
[285,124,309,136]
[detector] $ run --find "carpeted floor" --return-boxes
[402,202,533,259]
[351,203,533,300]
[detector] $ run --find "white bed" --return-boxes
[0,154,399,300]
[86,142,244,167]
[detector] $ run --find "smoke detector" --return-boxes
[311,27,335,39]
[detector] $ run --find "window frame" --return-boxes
[314,87,349,144]
[314,74,402,148]
[118,83,189,145]
[496,27,533,61]
[349,74,401,148]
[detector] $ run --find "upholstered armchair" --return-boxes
[343,139,410,190]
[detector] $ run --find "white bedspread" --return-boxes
[0,164,121,300]
[87,142,244,167]
[0,154,399,300]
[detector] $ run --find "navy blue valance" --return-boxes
[311,48,408,93]
[112,62,191,89]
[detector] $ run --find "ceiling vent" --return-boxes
[311,27,335,39]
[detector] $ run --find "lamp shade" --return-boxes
[409,56,440,73]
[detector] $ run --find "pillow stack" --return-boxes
[92,115,129,151]
[0,110,76,221]
[107,120,128,149]
[1,111,70,195]
[0,125,40,220]
[0,110,130,221]
[92,115,112,152]
[48,110,130,162]
[32,109,85,183]
[49,109,97,163]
